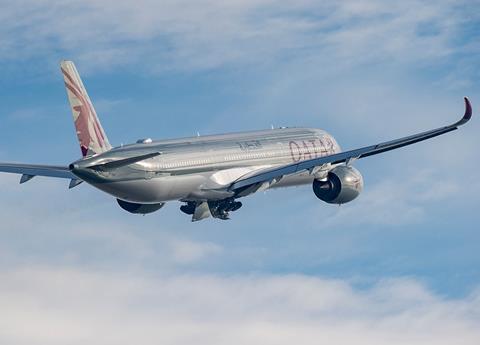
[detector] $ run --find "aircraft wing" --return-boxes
[230,97,473,192]
[0,163,76,182]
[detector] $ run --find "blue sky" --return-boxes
[1,1,480,344]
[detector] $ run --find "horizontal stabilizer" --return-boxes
[0,163,76,179]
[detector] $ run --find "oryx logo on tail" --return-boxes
[61,60,111,157]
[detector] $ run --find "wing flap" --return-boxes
[230,97,473,191]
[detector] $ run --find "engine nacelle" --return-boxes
[117,199,165,214]
[312,165,363,204]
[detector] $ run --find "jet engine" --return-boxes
[117,199,165,214]
[312,165,363,204]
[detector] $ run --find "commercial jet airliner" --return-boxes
[0,61,473,221]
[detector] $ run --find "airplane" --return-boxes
[0,61,473,221]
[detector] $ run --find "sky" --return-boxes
[0,0,480,344]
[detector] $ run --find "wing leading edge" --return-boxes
[230,97,473,192]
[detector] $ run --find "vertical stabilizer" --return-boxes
[61,60,111,157]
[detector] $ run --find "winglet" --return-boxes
[455,97,472,127]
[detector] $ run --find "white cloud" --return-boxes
[0,0,476,74]
[312,168,462,228]
[169,238,223,264]
[0,7,478,345]
[0,266,478,345]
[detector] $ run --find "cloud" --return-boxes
[0,266,479,344]
[169,238,223,264]
[0,4,479,332]
[0,0,477,75]
[0,174,221,269]
[307,168,463,228]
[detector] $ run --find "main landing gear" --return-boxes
[180,198,243,220]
